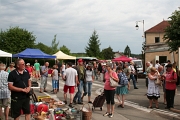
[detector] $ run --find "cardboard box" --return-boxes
[37,96,50,102]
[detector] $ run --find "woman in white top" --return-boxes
[82,63,94,103]
[147,67,160,108]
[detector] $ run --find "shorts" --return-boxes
[35,71,40,76]
[0,98,9,107]
[63,85,75,94]
[11,97,30,119]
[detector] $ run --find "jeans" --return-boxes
[73,80,85,103]
[86,81,92,96]
[130,74,137,88]
[40,76,48,89]
[166,89,175,108]
[52,80,58,89]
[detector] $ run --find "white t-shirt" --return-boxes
[155,63,160,70]
[63,67,77,86]
[52,69,58,80]
[86,70,93,82]
[62,64,65,72]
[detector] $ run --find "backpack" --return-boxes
[118,72,129,85]
[172,71,180,85]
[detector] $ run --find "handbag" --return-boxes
[154,71,161,85]
[154,78,161,85]
[110,77,118,87]
[23,81,33,96]
[29,88,34,96]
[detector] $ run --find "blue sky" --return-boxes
[0,0,179,54]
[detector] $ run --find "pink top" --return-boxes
[165,70,177,90]
[104,71,118,90]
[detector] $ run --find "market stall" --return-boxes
[29,93,92,120]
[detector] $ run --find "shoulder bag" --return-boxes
[154,71,161,85]
[109,72,118,87]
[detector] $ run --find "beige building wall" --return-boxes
[145,51,178,66]
[146,33,165,44]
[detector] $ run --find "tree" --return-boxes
[60,45,71,55]
[124,45,131,57]
[0,26,36,53]
[34,42,52,54]
[51,34,59,54]
[101,46,114,59]
[85,30,101,57]
[164,9,180,52]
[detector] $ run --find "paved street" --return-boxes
[8,77,180,120]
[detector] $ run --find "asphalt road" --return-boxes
[7,77,180,120]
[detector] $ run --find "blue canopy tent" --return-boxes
[12,48,56,58]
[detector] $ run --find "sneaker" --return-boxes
[77,102,83,105]
[103,112,109,116]
[63,101,67,104]
[73,100,76,104]
[69,103,73,108]
[134,87,138,89]
[109,114,113,118]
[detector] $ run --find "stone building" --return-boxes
[144,20,178,66]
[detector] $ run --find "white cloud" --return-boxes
[0,0,179,54]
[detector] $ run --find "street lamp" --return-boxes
[135,20,145,73]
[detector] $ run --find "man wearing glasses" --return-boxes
[8,59,31,120]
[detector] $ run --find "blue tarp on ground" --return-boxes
[12,48,56,58]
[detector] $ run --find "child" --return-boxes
[116,66,130,108]
[51,65,59,94]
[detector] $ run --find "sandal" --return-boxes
[118,104,124,108]
[117,104,122,108]
[148,106,152,109]
[156,106,159,109]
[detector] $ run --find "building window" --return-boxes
[155,37,160,43]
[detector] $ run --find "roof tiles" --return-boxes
[145,20,170,33]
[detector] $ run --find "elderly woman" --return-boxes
[147,67,160,108]
[103,63,119,118]
[163,64,177,109]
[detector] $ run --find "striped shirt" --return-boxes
[0,70,10,99]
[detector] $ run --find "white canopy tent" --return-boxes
[0,50,12,63]
[0,50,12,57]
[53,51,76,60]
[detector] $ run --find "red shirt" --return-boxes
[26,67,33,75]
[165,70,177,90]
[104,71,118,90]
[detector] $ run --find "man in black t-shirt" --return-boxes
[8,59,31,120]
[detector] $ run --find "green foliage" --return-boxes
[71,53,88,57]
[51,34,59,54]
[124,45,131,57]
[164,9,180,52]
[101,46,114,59]
[0,26,36,53]
[85,30,101,57]
[34,42,52,54]
[60,45,71,55]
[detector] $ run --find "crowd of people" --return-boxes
[0,58,179,119]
